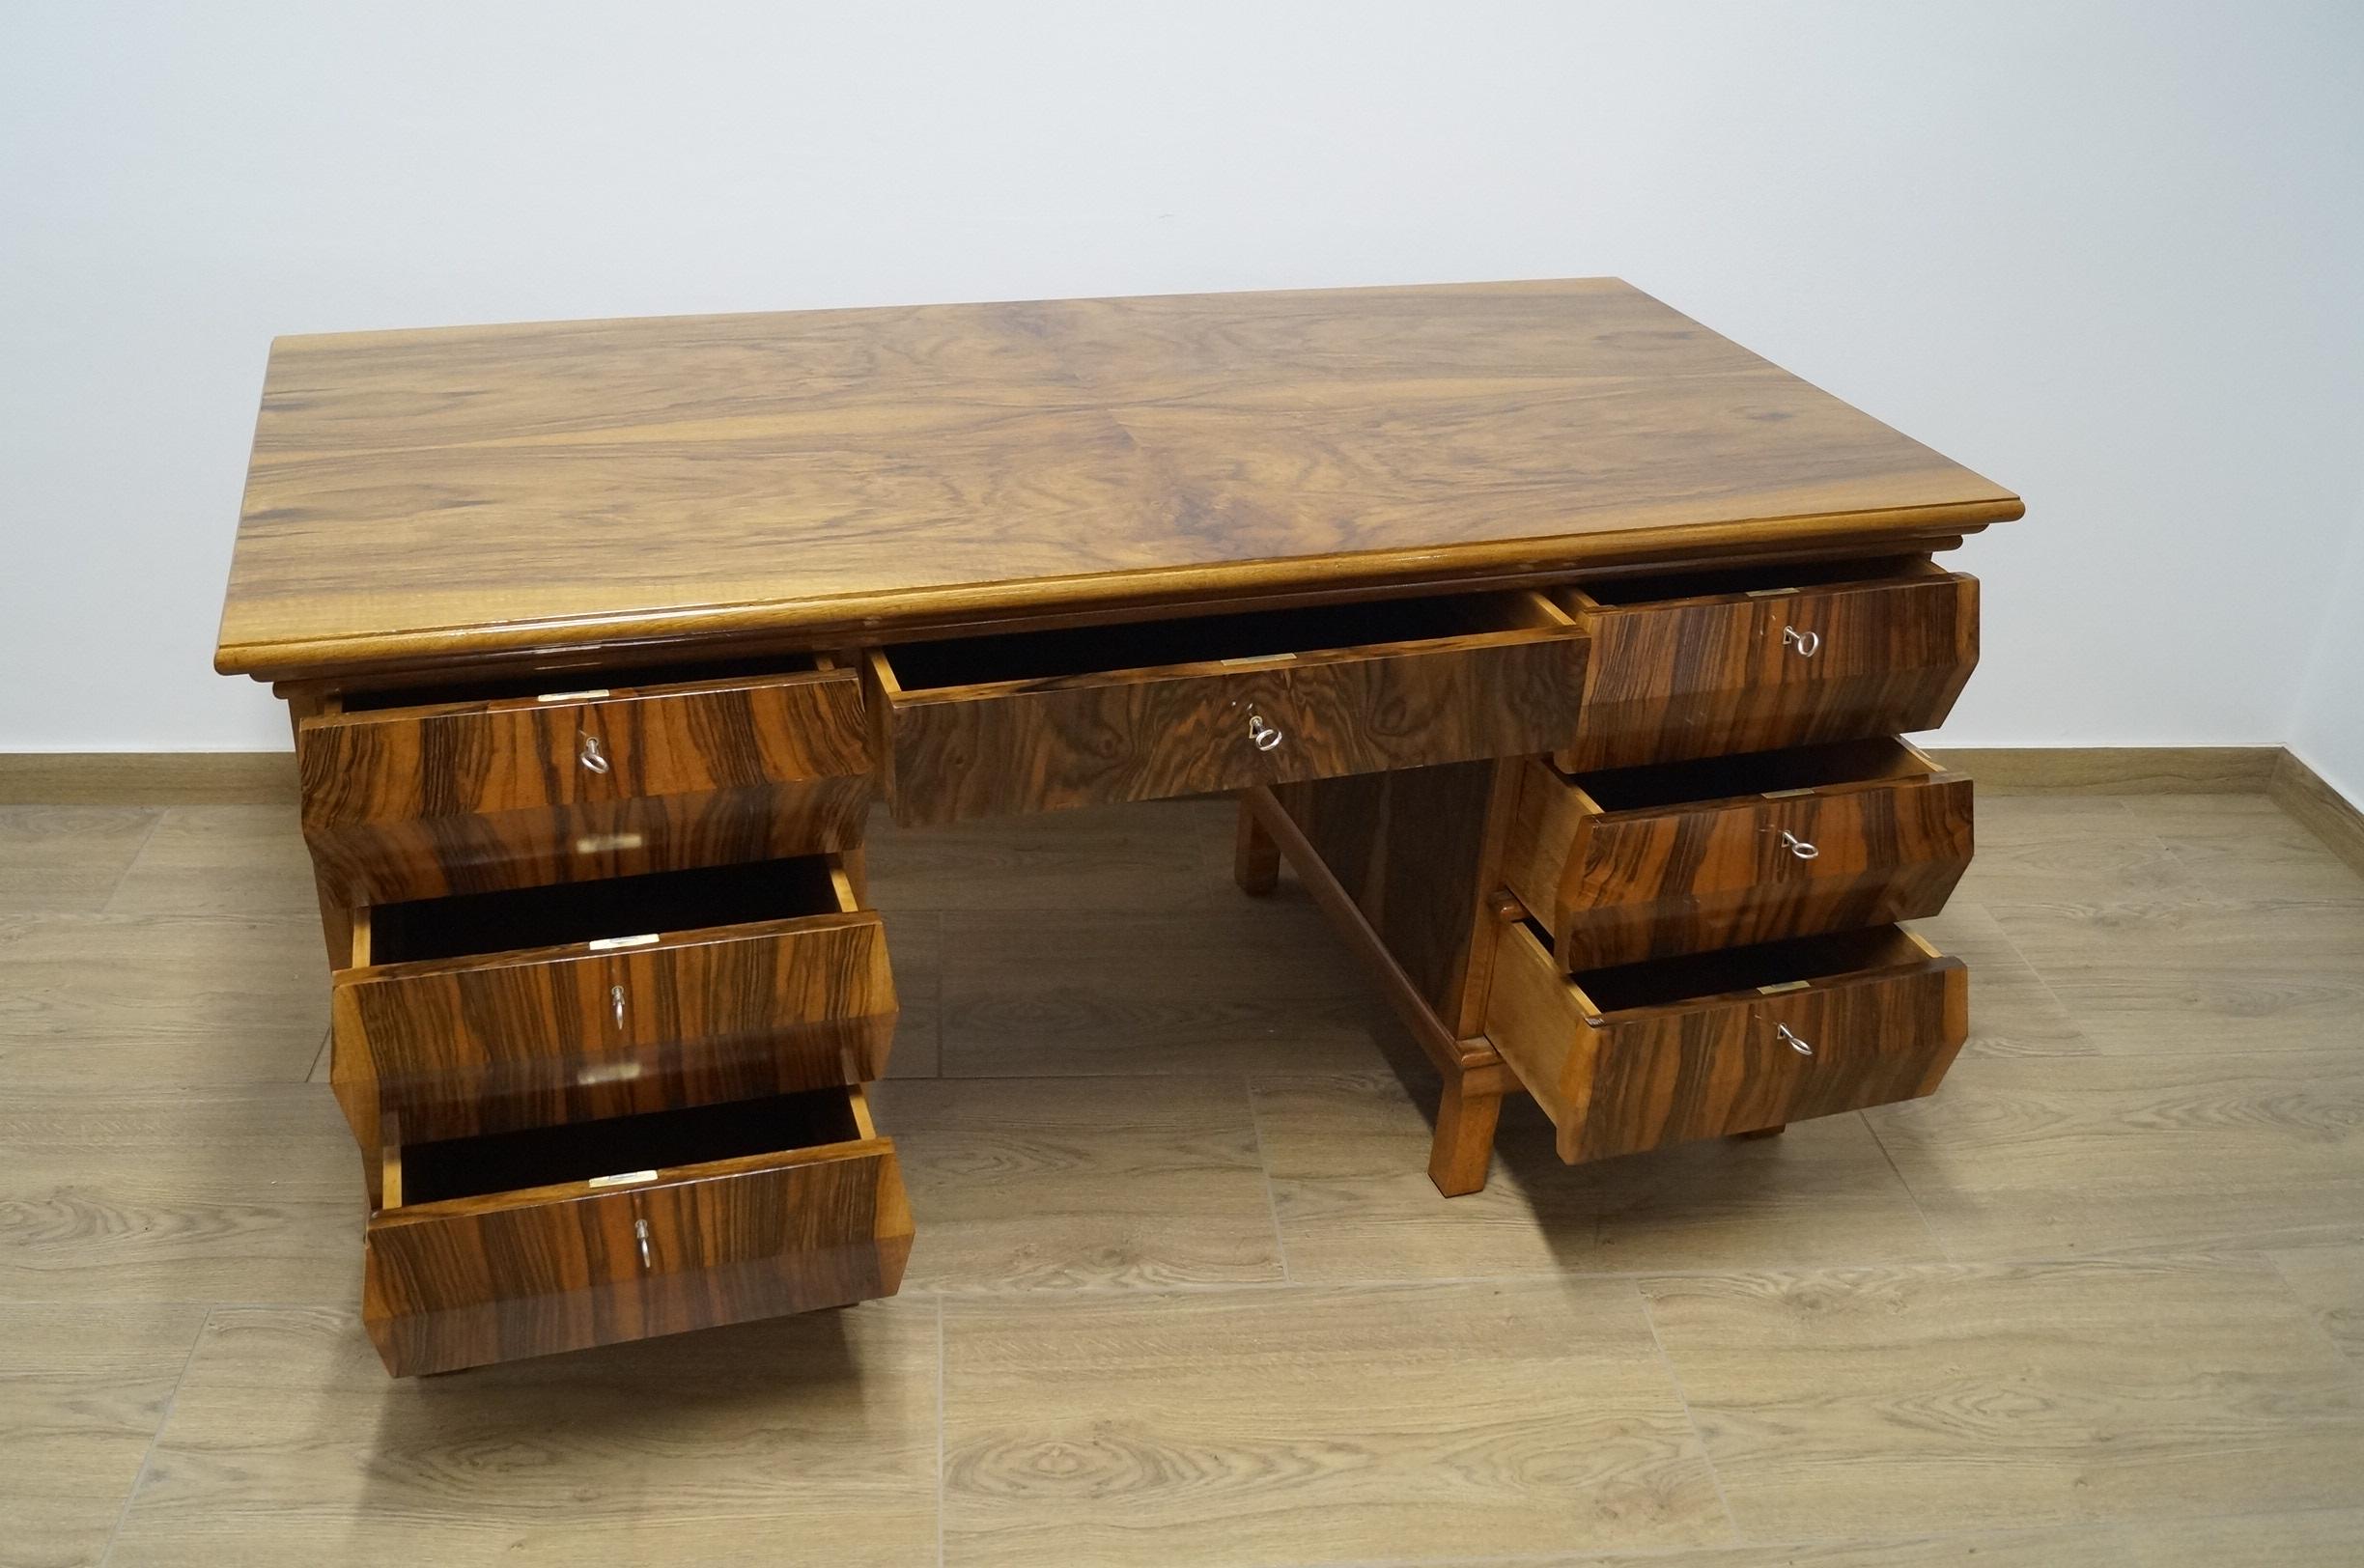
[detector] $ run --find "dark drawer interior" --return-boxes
[1570,925,1929,1015]
[1571,738,1934,812]
[368,854,843,964]
[885,591,1554,691]
[399,1086,862,1205]
[1568,555,1931,606]
[337,651,828,713]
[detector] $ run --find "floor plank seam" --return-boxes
[2263,1249,2364,1382]
[809,1245,2364,1302]
[1860,1108,1956,1267]
[919,910,947,1079]
[92,808,169,916]
[1240,1074,1292,1284]
[935,1295,947,1568]
[1307,1527,2140,1568]
[1632,1276,1744,1550]
[301,1024,331,1084]
[1735,1500,2364,1557]
[95,1304,210,1567]
[1957,893,2087,1028]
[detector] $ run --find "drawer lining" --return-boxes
[1567,925,1933,1016]
[396,1086,862,1206]
[367,854,844,964]
[1565,554,1938,608]
[1568,737,1941,813]
[336,650,829,714]
[883,590,1564,693]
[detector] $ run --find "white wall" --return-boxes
[4,1,2361,754]
[2292,500,2364,803]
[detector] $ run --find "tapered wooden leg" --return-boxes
[1232,796,1281,895]
[1428,1074,1502,1196]
[311,868,352,971]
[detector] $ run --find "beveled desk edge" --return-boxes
[219,502,2014,685]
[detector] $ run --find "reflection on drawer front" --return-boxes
[1504,739,1974,970]
[330,854,896,1146]
[297,655,873,903]
[1554,558,1978,772]
[363,1086,912,1377]
[868,591,1589,825]
[1483,923,1967,1164]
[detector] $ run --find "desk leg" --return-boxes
[1232,797,1281,895]
[1428,1073,1504,1197]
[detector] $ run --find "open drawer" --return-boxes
[864,590,1589,825]
[1483,922,1967,1164]
[297,652,873,903]
[1503,738,1974,970]
[362,1084,913,1376]
[1551,556,1978,772]
[328,853,897,1150]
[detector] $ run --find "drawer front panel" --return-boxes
[334,914,897,1144]
[1558,572,1977,771]
[299,669,872,902]
[1482,922,1967,1164]
[363,1139,912,1377]
[1572,965,1964,1162]
[1506,761,1974,970]
[880,627,1589,826]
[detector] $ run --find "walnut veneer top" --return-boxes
[215,278,2019,680]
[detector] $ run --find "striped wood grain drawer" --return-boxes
[865,590,1590,825]
[1502,738,1974,970]
[1551,557,1978,772]
[329,853,897,1150]
[1482,922,1967,1164]
[297,653,872,903]
[363,1084,912,1376]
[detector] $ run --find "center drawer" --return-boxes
[865,590,1590,825]
[363,1083,914,1376]
[1551,556,1978,772]
[1503,738,1974,970]
[328,853,898,1148]
[1483,922,1967,1164]
[297,652,873,903]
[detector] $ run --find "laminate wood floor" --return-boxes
[3,791,2361,1567]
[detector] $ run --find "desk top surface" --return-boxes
[216,278,2018,680]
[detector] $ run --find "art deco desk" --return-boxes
[213,279,2018,1376]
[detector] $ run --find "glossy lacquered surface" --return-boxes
[871,591,1587,825]
[1552,558,1980,772]
[330,854,898,1148]
[1504,739,1975,970]
[363,1085,913,1377]
[216,279,2018,680]
[1483,923,1968,1163]
[209,281,2016,1381]
[296,656,871,903]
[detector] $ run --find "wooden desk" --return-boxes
[215,279,2018,1376]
